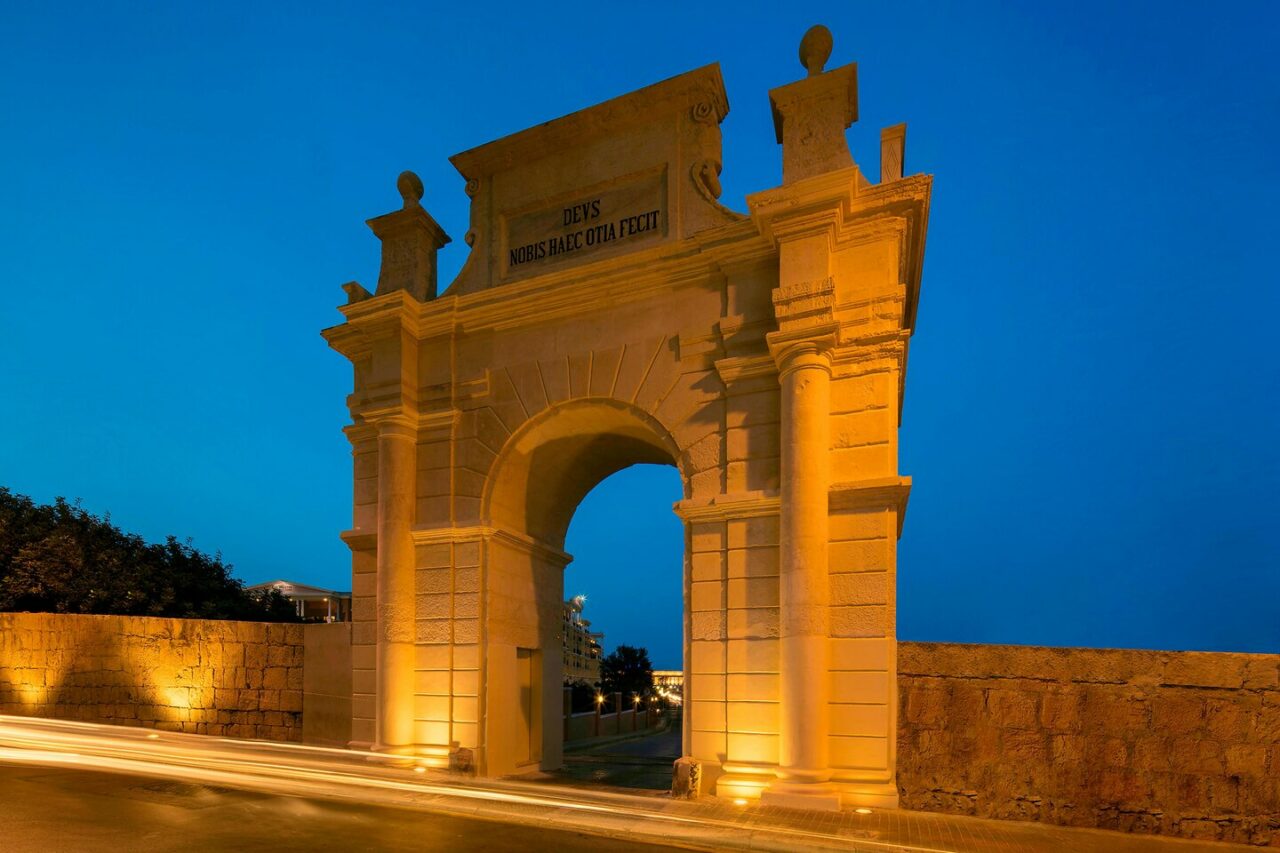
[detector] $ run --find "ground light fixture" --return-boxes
[855,808,873,815]
[733,798,748,806]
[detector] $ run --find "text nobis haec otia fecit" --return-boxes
[509,198,661,268]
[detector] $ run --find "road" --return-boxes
[6,715,1252,853]
[0,762,672,852]
[559,719,683,790]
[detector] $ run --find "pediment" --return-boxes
[445,64,742,295]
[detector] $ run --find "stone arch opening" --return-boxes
[484,398,685,549]
[561,463,687,788]
[480,398,687,777]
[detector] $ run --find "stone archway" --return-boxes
[479,398,687,777]
[484,398,686,548]
[323,30,930,810]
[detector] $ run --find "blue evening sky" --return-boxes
[2,3,1276,669]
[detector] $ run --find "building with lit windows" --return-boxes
[653,669,683,706]
[563,595,603,686]
[247,579,350,623]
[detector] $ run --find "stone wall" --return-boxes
[303,621,352,747]
[898,641,1280,847]
[565,706,665,744]
[0,612,304,741]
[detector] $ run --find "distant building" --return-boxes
[653,669,683,706]
[563,594,603,686]
[248,579,351,623]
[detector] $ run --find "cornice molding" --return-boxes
[339,529,376,552]
[673,492,781,522]
[343,525,574,568]
[338,288,421,327]
[831,330,909,366]
[828,476,912,538]
[747,171,931,335]
[324,289,429,361]
[417,409,460,432]
[714,354,777,387]
[343,423,378,445]
[412,525,572,568]
[321,322,371,361]
[449,241,732,334]
[450,64,728,180]
[325,219,772,353]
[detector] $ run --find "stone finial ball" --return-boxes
[799,25,834,76]
[397,170,424,207]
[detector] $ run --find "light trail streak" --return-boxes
[0,715,959,853]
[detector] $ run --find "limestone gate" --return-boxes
[323,29,930,810]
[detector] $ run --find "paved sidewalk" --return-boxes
[550,721,1256,851]
[0,715,1257,852]
[510,770,1254,853]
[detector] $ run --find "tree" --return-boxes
[600,644,655,702]
[566,679,599,714]
[0,488,299,622]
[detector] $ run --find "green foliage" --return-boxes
[0,488,300,622]
[600,644,655,702]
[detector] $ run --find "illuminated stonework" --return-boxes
[323,26,930,810]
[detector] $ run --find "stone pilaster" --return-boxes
[373,414,417,754]
[762,284,842,809]
[755,26,885,810]
[772,342,835,792]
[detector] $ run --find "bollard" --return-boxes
[671,756,702,800]
[450,747,475,774]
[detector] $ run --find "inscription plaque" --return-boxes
[502,170,666,277]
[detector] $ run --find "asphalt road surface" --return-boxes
[559,719,683,791]
[0,762,675,852]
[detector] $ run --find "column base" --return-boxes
[832,779,899,809]
[370,742,417,766]
[715,771,772,801]
[760,780,843,812]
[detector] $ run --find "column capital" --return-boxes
[364,409,417,438]
[767,333,836,379]
[766,271,839,375]
[775,338,832,376]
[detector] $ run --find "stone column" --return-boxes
[375,416,417,754]
[763,341,839,810]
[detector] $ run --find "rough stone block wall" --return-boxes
[0,612,303,741]
[899,641,1280,847]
